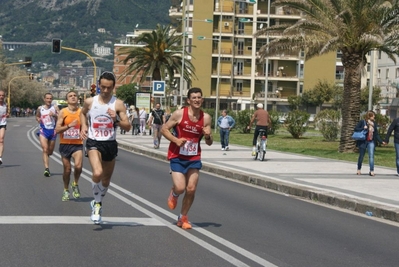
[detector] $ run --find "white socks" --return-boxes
[92,182,108,203]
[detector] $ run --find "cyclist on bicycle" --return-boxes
[247,103,271,156]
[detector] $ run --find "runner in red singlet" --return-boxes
[161,87,213,229]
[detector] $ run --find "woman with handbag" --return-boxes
[355,110,386,176]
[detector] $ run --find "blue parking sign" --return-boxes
[152,81,165,96]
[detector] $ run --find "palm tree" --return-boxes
[255,0,399,152]
[118,24,196,105]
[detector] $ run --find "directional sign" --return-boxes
[152,81,165,96]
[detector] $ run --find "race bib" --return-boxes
[179,140,198,156]
[63,125,80,139]
[42,114,55,129]
[92,122,115,141]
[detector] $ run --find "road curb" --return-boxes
[118,143,399,222]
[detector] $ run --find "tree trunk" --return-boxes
[339,50,364,153]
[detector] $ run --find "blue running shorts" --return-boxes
[39,128,57,141]
[170,158,202,174]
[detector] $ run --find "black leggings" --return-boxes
[252,126,268,146]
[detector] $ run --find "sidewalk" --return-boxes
[116,131,399,223]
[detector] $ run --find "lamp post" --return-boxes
[199,0,256,132]
[198,35,222,133]
[368,49,376,111]
[239,0,270,110]
[179,3,213,107]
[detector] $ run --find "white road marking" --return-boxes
[0,216,164,226]
[27,127,277,267]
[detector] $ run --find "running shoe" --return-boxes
[44,168,51,177]
[62,190,70,201]
[0,158,2,165]
[167,189,178,210]
[71,183,81,199]
[225,146,229,151]
[177,215,192,229]
[90,200,102,224]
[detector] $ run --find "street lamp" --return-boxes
[200,0,256,132]
[197,35,222,132]
[179,1,213,107]
[239,0,271,110]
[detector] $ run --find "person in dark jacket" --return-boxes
[384,117,399,175]
[355,110,386,176]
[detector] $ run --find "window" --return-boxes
[386,68,390,79]
[236,81,243,92]
[396,68,399,78]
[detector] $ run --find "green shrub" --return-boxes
[286,110,310,138]
[375,113,390,138]
[268,110,281,135]
[236,109,253,133]
[314,109,341,141]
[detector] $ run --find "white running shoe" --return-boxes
[221,148,225,151]
[90,200,102,224]
[225,146,229,151]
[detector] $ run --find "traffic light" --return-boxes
[90,84,96,97]
[52,38,61,54]
[25,57,32,68]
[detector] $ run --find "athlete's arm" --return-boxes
[80,97,92,140]
[35,107,41,123]
[202,113,213,146]
[114,99,131,132]
[55,109,67,134]
[161,109,186,147]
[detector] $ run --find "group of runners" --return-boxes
[0,72,213,228]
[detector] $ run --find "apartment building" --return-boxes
[169,0,308,111]
[168,0,376,113]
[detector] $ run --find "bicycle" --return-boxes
[253,129,267,161]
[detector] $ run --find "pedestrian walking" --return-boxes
[148,103,165,148]
[0,90,9,165]
[55,91,83,201]
[355,110,386,176]
[217,109,235,151]
[36,93,60,177]
[161,87,213,229]
[139,107,147,135]
[384,117,399,175]
[80,71,131,224]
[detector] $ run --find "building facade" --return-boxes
[113,29,153,92]
[170,0,307,111]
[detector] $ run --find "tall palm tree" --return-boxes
[118,24,196,98]
[255,0,399,152]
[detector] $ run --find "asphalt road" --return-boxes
[1,117,399,267]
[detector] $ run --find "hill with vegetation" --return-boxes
[0,0,174,69]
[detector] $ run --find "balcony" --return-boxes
[169,6,182,17]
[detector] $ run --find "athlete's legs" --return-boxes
[71,149,83,184]
[180,168,199,216]
[39,135,50,169]
[61,156,72,190]
[0,127,5,158]
[88,149,103,184]
[88,149,115,203]
[47,139,56,156]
